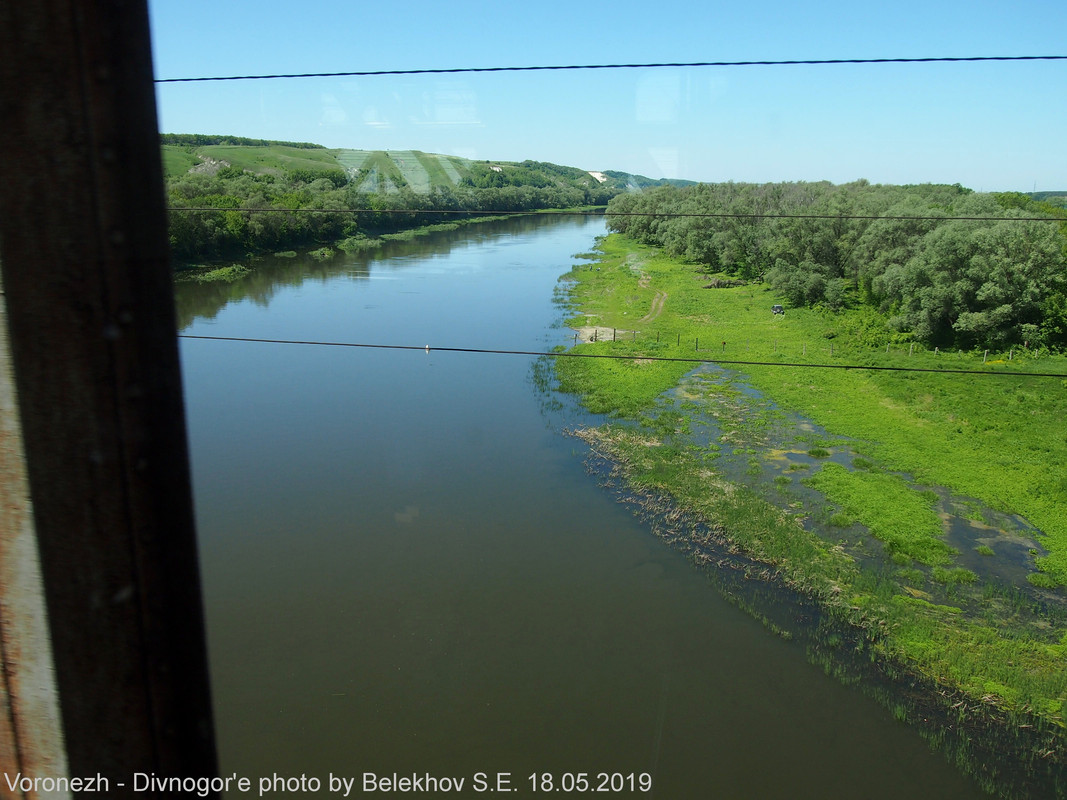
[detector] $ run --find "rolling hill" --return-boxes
[160,135,693,194]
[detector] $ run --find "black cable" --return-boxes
[177,335,1067,379]
[156,55,1067,84]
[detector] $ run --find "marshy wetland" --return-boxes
[553,232,1067,796]
[175,215,1058,798]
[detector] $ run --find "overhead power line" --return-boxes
[156,55,1067,84]
[177,335,1067,379]
[165,207,1066,224]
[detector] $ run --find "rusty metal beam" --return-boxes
[0,1,218,794]
[0,267,70,800]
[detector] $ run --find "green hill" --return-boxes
[160,134,700,263]
[600,170,697,191]
[160,135,688,194]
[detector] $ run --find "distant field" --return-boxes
[162,140,672,195]
[433,154,468,184]
[334,149,370,175]
[411,151,454,187]
[195,144,342,174]
[356,151,403,192]
[165,141,606,194]
[387,151,432,192]
[162,143,343,178]
[162,147,201,176]
[336,149,476,192]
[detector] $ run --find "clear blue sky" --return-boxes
[148,0,1066,192]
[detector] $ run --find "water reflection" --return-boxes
[177,216,988,798]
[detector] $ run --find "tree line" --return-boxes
[161,133,324,149]
[167,168,619,263]
[605,181,1067,350]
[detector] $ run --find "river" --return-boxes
[176,215,985,798]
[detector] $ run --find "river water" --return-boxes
[176,216,985,798]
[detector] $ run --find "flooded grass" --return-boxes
[175,263,252,283]
[568,421,1067,797]
[552,233,1067,796]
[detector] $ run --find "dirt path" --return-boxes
[639,290,668,323]
[569,267,666,341]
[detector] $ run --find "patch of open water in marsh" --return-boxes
[654,364,1064,616]
[574,447,1067,800]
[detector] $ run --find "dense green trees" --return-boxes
[606,182,1067,350]
[167,165,620,262]
[458,161,616,205]
[160,133,324,149]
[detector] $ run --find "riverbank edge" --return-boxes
[171,207,607,278]
[550,234,1066,797]
[568,423,1064,798]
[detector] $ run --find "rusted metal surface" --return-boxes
[0,273,71,800]
[0,1,218,795]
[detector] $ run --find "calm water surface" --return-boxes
[177,216,985,798]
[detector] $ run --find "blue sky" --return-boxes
[148,0,1066,191]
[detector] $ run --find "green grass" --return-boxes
[334,149,370,174]
[179,264,250,283]
[804,463,953,565]
[352,151,406,192]
[741,366,1067,584]
[571,419,1067,734]
[555,232,1067,748]
[161,145,200,177]
[1028,572,1059,589]
[387,151,432,193]
[931,566,979,585]
[162,143,346,179]
[556,234,1067,585]
[334,150,475,193]
[195,144,342,174]
[556,347,692,416]
[431,153,470,185]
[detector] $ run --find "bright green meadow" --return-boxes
[554,233,1067,761]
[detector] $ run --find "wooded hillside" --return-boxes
[161,137,677,261]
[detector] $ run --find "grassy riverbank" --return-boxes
[554,233,1066,794]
